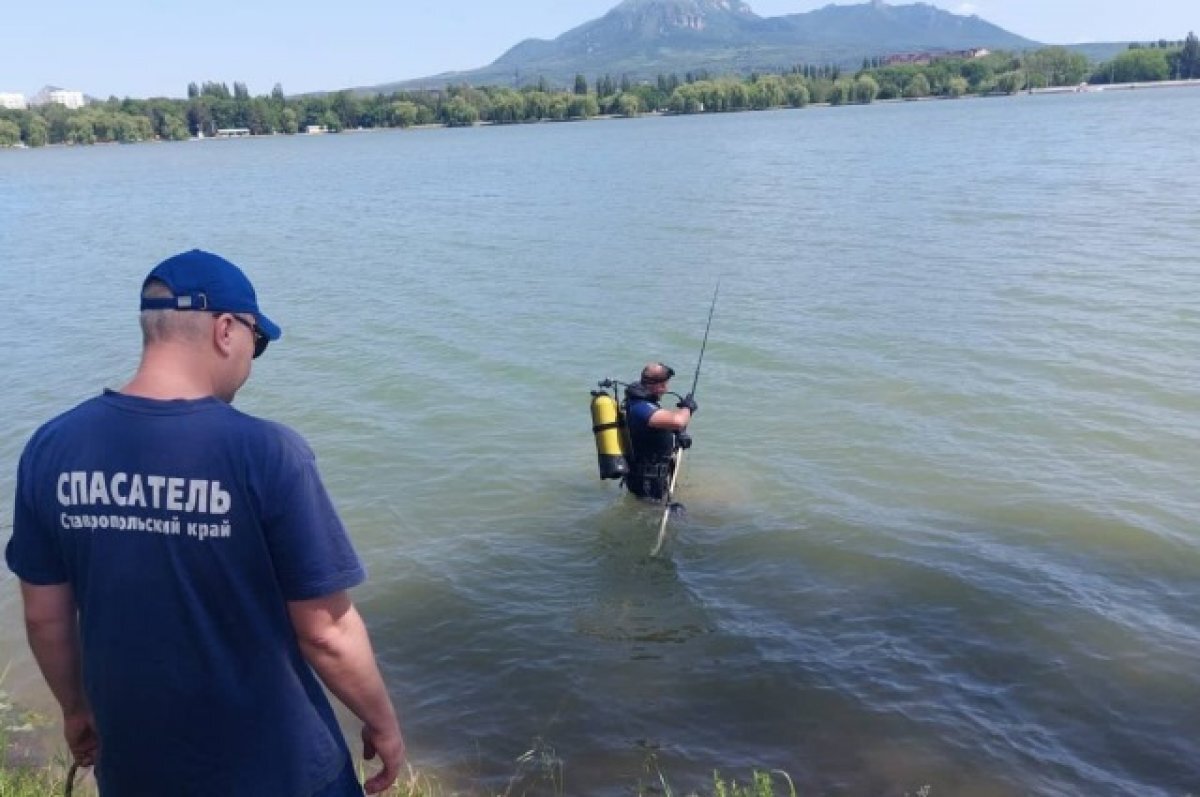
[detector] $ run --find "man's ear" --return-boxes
[212,314,235,357]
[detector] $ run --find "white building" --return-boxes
[0,92,27,110]
[47,89,85,109]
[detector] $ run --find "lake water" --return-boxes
[2,88,1198,796]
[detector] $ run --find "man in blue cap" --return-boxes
[6,250,405,796]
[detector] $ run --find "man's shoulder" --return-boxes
[245,416,315,460]
[625,396,660,423]
[24,393,110,446]
[23,393,312,459]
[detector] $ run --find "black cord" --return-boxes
[65,762,79,797]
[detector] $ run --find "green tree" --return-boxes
[246,98,275,134]
[568,94,599,119]
[442,97,478,127]
[330,91,360,128]
[0,119,21,147]
[807,77,833,104]
[785,81,810,108]
[628,83,665,112]
[1093,48,1170,83]
[88,111,117,142]
[946,76,969,97]
[853,75,879,103]
[66,116,96,144]
[550,93,572,119]
[1024,47,1090,86]
[202,81,231,99]
[1179,31,1199,78]
[752,75,786,108]
[320,110,342,132]
[960,59,995,88]
[159,113,190,140]
[875,79,901,99]
[616,93,641,117]
[186,99,212,136]
[668,86,703,113]
[657,73,680,93]
[485,90,523,123]
[995,70,1026,94]
[574,74,588,95]
[24,114,50,146]
[522,91,551,120]
[280,107,299,134]
[115,114,154,142]
[38,104,71,143]
[904,73,931,98]
[827,79,852,105]
[393,100,423,127]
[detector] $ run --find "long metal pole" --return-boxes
[652,280,719,556]
[688,279,720,399]
[650,450,684,557]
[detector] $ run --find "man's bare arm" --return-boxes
[20,582,98,766]
[289,591,405,795]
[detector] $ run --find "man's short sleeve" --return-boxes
[627,399,657,428]
[6,438,68,585]
[260,430,365,601]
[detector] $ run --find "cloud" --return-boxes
[954,3,978,14]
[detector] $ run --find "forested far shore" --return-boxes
[2,35,1197,148]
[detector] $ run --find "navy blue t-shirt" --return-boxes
[6,390,366,796]
[625,397,676,462]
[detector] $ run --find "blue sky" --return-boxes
[1,0,1194,99]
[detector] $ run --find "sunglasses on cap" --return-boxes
[222,313,269,359]
[642,364,675,384]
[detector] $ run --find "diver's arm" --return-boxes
[648,407,691,431]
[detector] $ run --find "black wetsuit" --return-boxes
[623,384,678,500]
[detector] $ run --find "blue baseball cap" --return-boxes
[140,249,282,342]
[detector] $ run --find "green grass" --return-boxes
[0,758,805,797]
[3,699,804,797]
[0,743,83,797]
[366,748,803,797]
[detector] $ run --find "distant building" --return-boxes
[884,52,933,66]
[0,92,27,109]
[305,125,328,134]
[47,89,85,109]
[214,128,251,138]
[882,48,990,67]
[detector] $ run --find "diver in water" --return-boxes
[623,362,697,500]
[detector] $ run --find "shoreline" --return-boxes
[4,78,1200,151]
[1028,77,1200,95]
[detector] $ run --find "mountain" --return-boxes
[365,0,1041,92]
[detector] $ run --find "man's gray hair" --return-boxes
[139,279,209,345]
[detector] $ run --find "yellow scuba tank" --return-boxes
[590,388,629,480]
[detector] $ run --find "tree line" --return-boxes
[1,33,1196,148]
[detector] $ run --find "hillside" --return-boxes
[365,0,1042,92]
